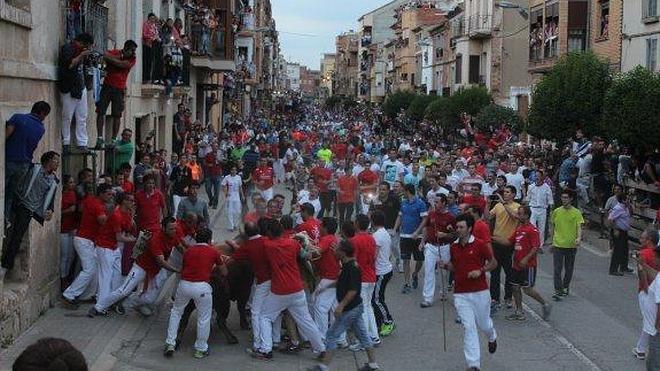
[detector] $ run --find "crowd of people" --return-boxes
[5,33,660,369]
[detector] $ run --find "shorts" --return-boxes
[97,85,126,117]
[508,267,536,288]
[400,237,424,261]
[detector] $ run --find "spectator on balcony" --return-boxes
[163,54,181,96]
[59,32,94,153]
[142,13,161,83]
[191,10,203,54]
[173,104,187,154]
[95,40,137,149]
[201,9,212,56]
[180,35,192,86]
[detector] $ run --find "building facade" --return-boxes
[300,67,321,98]
[286,62,301,91]
[621,0,660,72]
[320,53,336,98]
[334,31,359,97]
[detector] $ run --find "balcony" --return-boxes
[185,6,235,72]
[466,15,493,39]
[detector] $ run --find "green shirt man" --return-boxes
[112,129,135,173]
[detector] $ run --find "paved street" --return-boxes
[0,188,648,370]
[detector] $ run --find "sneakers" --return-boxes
[505,312,526,321]
[358,363,380,371]
[60,295,79,310]
[488,339,497,354]
[401,284,411,294]
[412,274,419,289]
[552,292,563,301]
[112,303,125,315]
[560,288,569,297]
[379,322,395,337]
[247,348,273,361]
[163,344,175,357]
[349,342,365,352]
[633,347,646,360]
[420,301,433,308]
[87,307,107,318]
[193,349,209,359]
[371,337,381,347]
[137,304,154,317]
[542,303,552,320]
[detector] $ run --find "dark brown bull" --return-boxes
[175,259,253,346]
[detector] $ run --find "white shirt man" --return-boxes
[482,179,498,197]
[525,176,554,242]
[505,169,525,200]
[381,157,405,186]
[221,170,243,231]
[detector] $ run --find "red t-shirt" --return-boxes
[461,194,487,213]
[136,229,182,277]
[264,237,304,295]
[233,235,271,284]
[425,210,455,245]
[358,170,379,192]
[103,49,136,90]
[473,219,492,244]
[176,220,197,240]
[77,196,106,240]
[310,166,332,193]
[60,190,78,233]
[332,143,348,160]
[315,235,340,280]
[135,189,165,232]
[350,232,377,283]
[450,237,493,294]
[337,175,358,204]
[122,180,135,194]
[244,212,262,225]
[295,218,321,242]
[181,244,224,282]
[252,166,274,190]
[508,223,540,270]
[95,207,123,249]
[204,152,223,177]
[639,247,657,292]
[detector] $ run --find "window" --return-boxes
[599,1,610,38]
[529,7,544,61]
[401,73,408,81]
[455,55,462,83]
[469,55,480,84]
[544,2,559,58]
[643,0,659,19]
[647,38,658,71]
[568,30,586,52]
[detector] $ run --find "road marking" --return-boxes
[578,241,610,258]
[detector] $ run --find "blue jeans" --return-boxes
[325,303,373,351]
[4,161,30,224]
[205,176,221,206]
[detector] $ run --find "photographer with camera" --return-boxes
[59,32,95,153]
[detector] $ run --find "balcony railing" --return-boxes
[185,7,234,61]
[466,15,492,38]
[450,17,464,38]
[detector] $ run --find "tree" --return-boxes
[603,66,660,151]
[382,90,417,119]
[407,94,439,122]
[474,103,525,133]
[325,95,342,110]
[424,96,451,127]
[528,51,611,142]
[424,86,491,131]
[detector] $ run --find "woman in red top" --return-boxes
[60,175,78,289]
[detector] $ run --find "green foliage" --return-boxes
[528,51,611,142]
[382,90,417,119]
[603,66,660,151]
[325,95,342,110]
[424,86,491,130]
[407,94,439,122]
[474,103,525,133]
[424,96,451,126]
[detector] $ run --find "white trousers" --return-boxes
[226,199,242,230]
[129,267,172,308]
[312,278,337,340]
[60,232,75,278]
[360,282,379,340]
[454,290,497,369]
[638,291,658,352]
[63,237,98,301]
[95,263,146,312]
[530,208,548,243]
[250,280,282,350]
[258,290,325,353]
[95,246,123,311]
[166,280,213,352]
[423,243,450,303]
[259,187,274,202]
[61,89,89,146]
[387,229,401,263]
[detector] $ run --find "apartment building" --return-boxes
[334,31,359,97]
[300,67,321,98]
[320,53,336,97]
[286,62,301,91]
[590,0,623,70]
[621,0,660,72]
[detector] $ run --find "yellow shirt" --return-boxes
[489,201,521,240]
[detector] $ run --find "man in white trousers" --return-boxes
[250,219,325,360]
[89,217,183,316]
[442,214,498,371]
[230,221,281,352]
[350,214,380,347]
[525,169,553,243]
[221,165,244,232]
[92,193,136,315]
[420,194,456,308]
[58,32,94,152]
[312,217,340,340]
[164,228,227,359]
[62,184,113,307]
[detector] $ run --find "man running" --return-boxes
[395,184,428,293]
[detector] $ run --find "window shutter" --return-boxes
[643,0,649,18]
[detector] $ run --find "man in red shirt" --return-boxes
[461,183,487,214]
[442,214,497,370]
[94,193,137,315]
[337,168,359,224]
[252,157,275,201]
[506,205,551,321]
[635,227,660,359]
[135,174,166,232]
[295,203,321,242]
[420,194,456,307]
[164,228,227,359]
[351,214,380,345]
[95,40,137,149]
[251,219,325,360]
[91,217,182,316]
[358,159,379,213]
[62,184,114,307]
[311,217,340,341]
[310,159,333,217]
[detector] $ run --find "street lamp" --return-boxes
[495,1,529,20]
